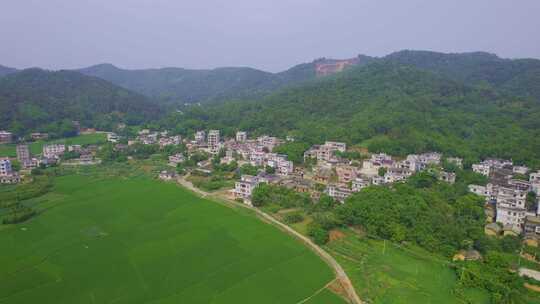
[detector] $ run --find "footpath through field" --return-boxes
[176,175,363,304]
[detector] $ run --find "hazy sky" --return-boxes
[2,0,539,72]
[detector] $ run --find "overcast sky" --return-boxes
[2,0,539,72]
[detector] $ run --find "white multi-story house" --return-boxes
[208,130,220,146]
[352,177,370,192]
[232,175,268,204]
[384,167,412,183]
[336,165,358,183]
[371,175,385,186]
[326,184,352,202]
[324,141,347,153]
[530,171,540,184]
[236,131,247,143]
[419,152,442,166]
[402,152,441,172]
[0,158,13,176]
[276,159,294,176]
[469,185,489,197]
[496,186,528,230]
[0,131,13,144]
[43,144,66,158]
[249,151,266,167]
[207,130,221,154]
[16,144,30,163]
[472,163,491,176]
[107,132,119,143]
[195,131,206,143]
[159,135,181,148]
[304,141,347,163]
[513,166,530,175]
[484,159,513,169]
[257,136,282,151]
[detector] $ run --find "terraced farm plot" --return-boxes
[0,174,345,304]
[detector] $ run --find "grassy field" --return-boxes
[0,172,345,304]
[0,133,106,157]
[325,231,492,304]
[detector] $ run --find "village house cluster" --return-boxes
[0,142,100,185]
[469,159,540,239]
[226,135,456,205]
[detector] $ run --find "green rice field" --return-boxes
[326,231,491,304]
[0,173,344,304]
[0,133,106,157]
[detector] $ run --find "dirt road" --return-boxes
[175,176,363,304]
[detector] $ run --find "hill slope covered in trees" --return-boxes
[0,69,162,137]
[159,61,540,168]
[384,50,540,100]
[78,55,374,104]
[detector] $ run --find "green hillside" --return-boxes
[78,55,373,104]
[162,61,540,168]
[0,69,162,137]
[384,50,540,100]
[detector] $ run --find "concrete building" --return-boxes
[336,165,358,183]
[352,177,370,192]
[16,144,30,163]
[304,141,347,163]
[324,141,347,152]
[30,133,49,140]
[0,131,13,144]
[0,158,13,176]
[469,185,489,197]
[472,163,491,176]
[195,131,206,143]
[208,130,220,146]
[236,131,247,143]
[495,186,528,230]
[513,166,529,175]
[107,133,119,143]
[326,184,352,202]
[159,170,176,181]
[43,144,66,158]
[232,175,269,204]
[530,170,540,184]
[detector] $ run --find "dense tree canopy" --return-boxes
[0,69,162,137]
[158,60,540,168]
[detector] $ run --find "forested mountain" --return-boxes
[78,55,373,104]
[383,50,540,100]
[159,61,540,168]
[0,65,18,77]
[0,69,162,137]
[77,51,540,105]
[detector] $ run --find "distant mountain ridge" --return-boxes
[77,55,374,104]
[2,50,539,107]
[0,65,18,77]
[382,50,540,100]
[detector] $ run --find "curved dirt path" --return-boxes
[176,175,363,304]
